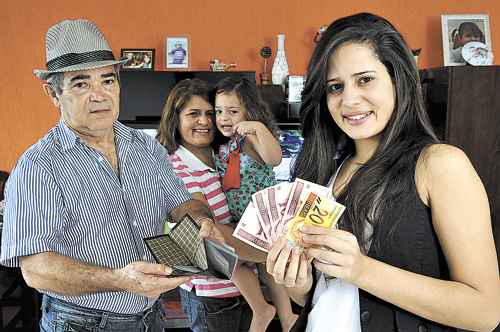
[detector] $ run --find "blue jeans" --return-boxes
[39,295,153,332]
[179,289,251,332]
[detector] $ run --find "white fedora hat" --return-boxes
[34,19,127,80]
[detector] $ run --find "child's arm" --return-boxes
[233,121,282,166]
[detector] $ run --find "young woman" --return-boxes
[266,13,500,332]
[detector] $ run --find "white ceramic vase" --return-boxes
[271,34,289,85]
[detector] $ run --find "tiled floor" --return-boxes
[160,289,290,332]
[166,319,283,332]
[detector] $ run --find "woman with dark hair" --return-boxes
[154,78,254,332]
[266,13,499,331]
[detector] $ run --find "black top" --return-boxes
[292,154,456,332]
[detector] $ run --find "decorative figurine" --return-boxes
[461,42,493,65]
[314,25,328,43]
[259,46,272,85]
[209,59,236,72]
[412,48,422,64]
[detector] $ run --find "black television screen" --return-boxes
[119,71,256,123]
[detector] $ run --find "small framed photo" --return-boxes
[120,48,155,71]
[165,36,189,69]
[441,14,491,66]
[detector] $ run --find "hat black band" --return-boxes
[46,50,115,71]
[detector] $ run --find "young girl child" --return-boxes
[450,21,485,63]
[214,77,298,332]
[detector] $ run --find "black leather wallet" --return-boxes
[144,214,238,279]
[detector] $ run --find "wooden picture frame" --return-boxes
[120,48,155,71]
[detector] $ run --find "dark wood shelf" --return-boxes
[421,66,500,260]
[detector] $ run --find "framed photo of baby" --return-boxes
[165,36,189,69]
[120,49,155,71]
[441,14,491,66]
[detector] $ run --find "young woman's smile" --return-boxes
[326,42,396,144]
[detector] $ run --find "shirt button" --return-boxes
[142,254,148,260]
[133,221,137,227]
[360,310,371,323]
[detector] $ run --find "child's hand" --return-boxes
[233,121,282,166]
[233,121,262,136]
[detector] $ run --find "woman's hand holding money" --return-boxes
[267,236,314,306]
[267,236,313,290]
[302,225,367,285]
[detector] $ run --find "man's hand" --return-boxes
[170,198,226,243]
[115,261,190,299]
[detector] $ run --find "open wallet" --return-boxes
[144,214,238,279]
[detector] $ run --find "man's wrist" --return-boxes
[107,267,127,292]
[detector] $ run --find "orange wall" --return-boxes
[1,0,499,171]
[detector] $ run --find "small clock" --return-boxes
[461,41,494,66]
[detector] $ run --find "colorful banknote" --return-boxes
[286,192,345,247]
[232,179,345,252]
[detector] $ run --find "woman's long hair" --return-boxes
[293,13,439,251]
[156,79,212,154]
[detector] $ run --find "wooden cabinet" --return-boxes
[0,267,40,331]
[420,66,500,260]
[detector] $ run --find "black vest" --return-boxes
[357,179,455,332]
[292,159,456,332]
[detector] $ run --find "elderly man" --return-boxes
[0,19,222,331]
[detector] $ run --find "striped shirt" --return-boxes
[170,146,231,225]
[0,120,191,314]
[169,146,241,297]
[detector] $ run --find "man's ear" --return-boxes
[42,84,60,108]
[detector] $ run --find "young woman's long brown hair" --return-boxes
[293,13,439,252]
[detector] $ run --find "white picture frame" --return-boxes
[441,14,491,66]
[165,36,189,69]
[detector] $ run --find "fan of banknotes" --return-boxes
[233,178,346,252]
